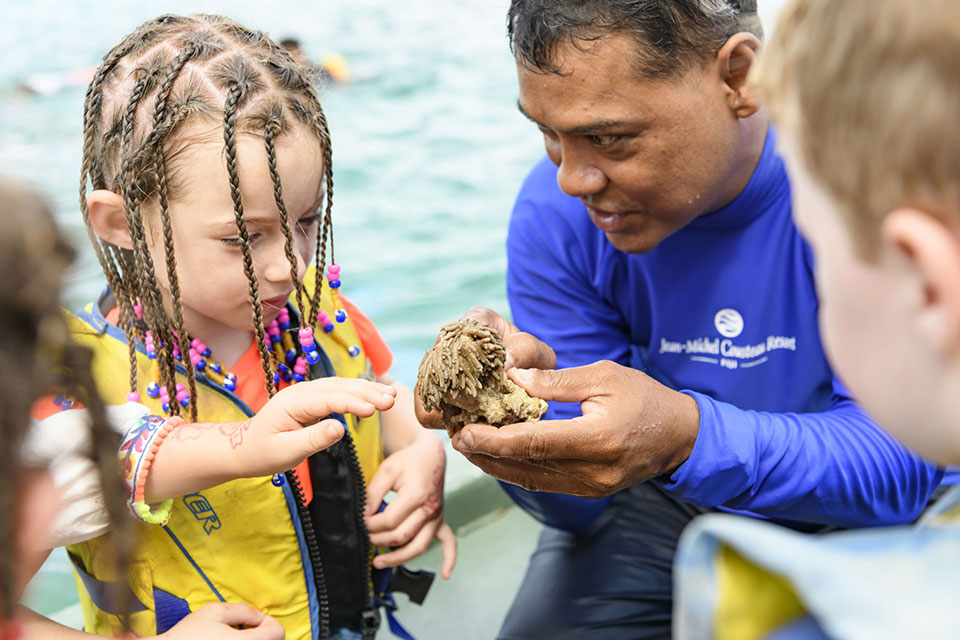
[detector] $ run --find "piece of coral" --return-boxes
[417,319,548,435]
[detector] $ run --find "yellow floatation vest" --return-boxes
[65,273,383,639]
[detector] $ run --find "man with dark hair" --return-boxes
[432,1,947,637]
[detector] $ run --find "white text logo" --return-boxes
[714,308,744,338]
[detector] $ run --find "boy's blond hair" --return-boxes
[758,0,960,257]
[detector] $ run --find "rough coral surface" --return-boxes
[417,319,548,435]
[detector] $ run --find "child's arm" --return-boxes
[19,601,284,639]
[141,377,397,503]
[363,377,457,579]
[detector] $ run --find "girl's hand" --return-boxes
[233,378,398,477]
[145,378,396,502]
[363,431,457,579]
[159,602,285,639]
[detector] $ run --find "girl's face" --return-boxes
[145,122,325,358]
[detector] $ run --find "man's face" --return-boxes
[517,32,748,253]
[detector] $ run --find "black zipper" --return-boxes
[340,427,379,640]
[286,469,331,639]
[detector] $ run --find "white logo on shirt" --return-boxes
[656,309,796,371]
[714,308,744,338]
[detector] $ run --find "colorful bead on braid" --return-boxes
[144,331,157,360]
[278,307,292,331]
[322,264,361,358]
[53,394,73,411]
[299,327,321,365]
[281,325,298,363]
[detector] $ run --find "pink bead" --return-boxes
[294,357,307,374]
[126,392,141,402]
[159,389,170,400]
[175,383,185,392]
[298,328,314,346]
[328,263,340,273]
[133,303,143,320]
[190,354,202,365]
[176,390,189,401]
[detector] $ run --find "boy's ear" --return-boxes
[716,32,762,119]
[87,190,133,250]
[883,207,960,355]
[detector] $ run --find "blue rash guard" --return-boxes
[502,129,944,532]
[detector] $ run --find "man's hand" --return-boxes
[415,306,556,430]
[159,602,285,639]
[450,361,700,497]
[363,431,457,579]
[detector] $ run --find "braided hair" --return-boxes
[0,178,131,624]
[79,15,337,419]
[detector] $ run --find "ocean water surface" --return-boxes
[0,0,543,387]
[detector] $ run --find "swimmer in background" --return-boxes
[281,37,352,85]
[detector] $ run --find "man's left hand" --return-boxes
[450,361,700,497]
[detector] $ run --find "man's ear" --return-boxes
[883,207,960,356]
[715,32,762,119]
[87,190,133,250]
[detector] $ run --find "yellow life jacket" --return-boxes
[65,275,383,639]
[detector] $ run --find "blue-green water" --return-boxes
[0,0,545,388]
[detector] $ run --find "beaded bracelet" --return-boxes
[118,413,184,525]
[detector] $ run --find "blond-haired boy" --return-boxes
[674,1,960,637]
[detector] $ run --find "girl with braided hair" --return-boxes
[46,13,455,640]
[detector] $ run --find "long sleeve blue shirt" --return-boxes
[502,129,942,530]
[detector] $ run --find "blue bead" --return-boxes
[323,324,335,333]
[225,372,237,381]
[175,351,182,362]
[54,394,65,406]
[279,320,291,330]
[271,473,285,487]
[335,309,347,323]
[270,333,281,343]
[224,379,237,392]
[202,348,212,358]
[348,345,361,357]
[305,350,320,365]
[293,372,305,383]
[147,350,157,360]
[329,279,341,289]
[61,401,73,411]
[273,372,281,386]
[282,370,293,382]
[180,396,190,408]
[285,348,297,363]
[162,402,170,413]
[209,362,222,374]
[195,359,206,371]
[147,382,161,398]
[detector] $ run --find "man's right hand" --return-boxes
[414,306,556,430]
